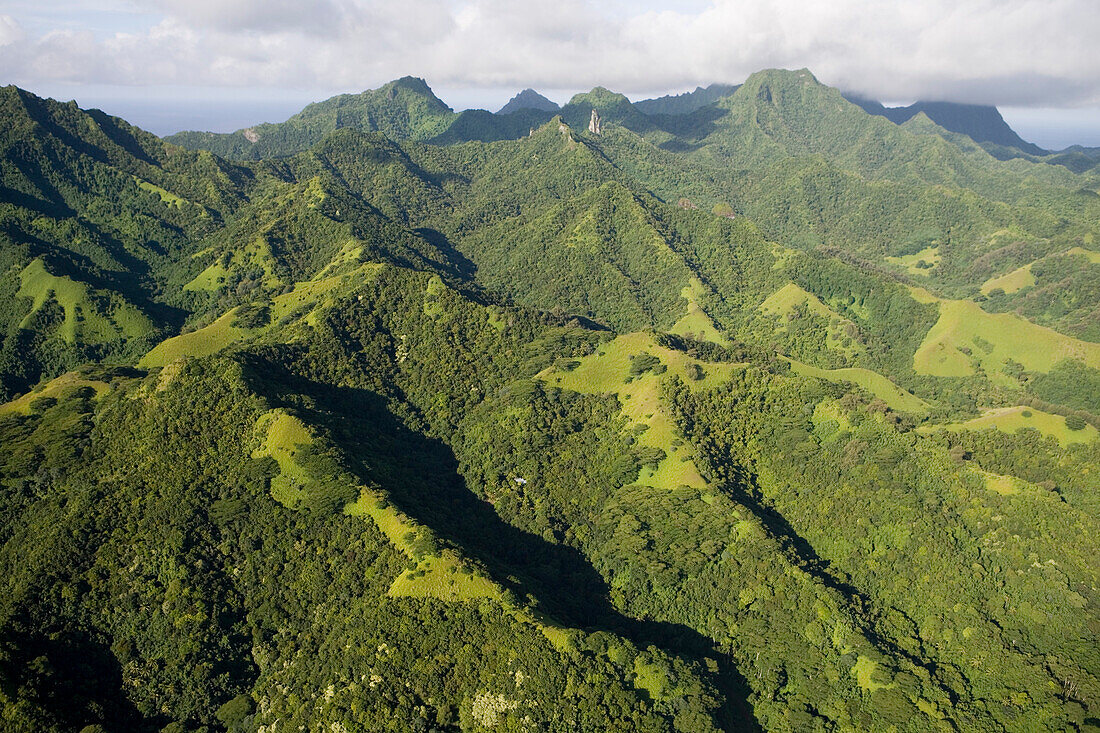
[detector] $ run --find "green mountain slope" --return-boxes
[635,84,741,115]
[498,89,560,115]
[846,94,1047,156]
[166,77,456,158]
[2,73,1100,733]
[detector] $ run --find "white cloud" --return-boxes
[0,15,25,46]
[0,0,1098,107]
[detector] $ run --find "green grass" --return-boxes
[771,244,798,271]
[980,264,1036,295]
[424,275,446,316]
[183,261,231,292]
[906,286,940,305]
[810,399,853,438]
[139,309,251,367]
[759,282,834,319]
[670,278,729,346]
[0,371,110,415]
[1067,246,1100,264]
[541,332,743,490]
[786,358,930,414]
[851,656,893,692]
[388,553,500,602]
[269,267,376,325]
[971,467,1034,496]
[886,246,940,276]
[134,177,190,209]
[313,243,364,278]
[632,658,672,701]
[345,490,500,602]
[978,246,1097,297]
[184,238,282,292]
[913,298,1100,381]
[155,263,383,366]
[252,411,316,507]
[759,283,862,359]
[18,259,153,343]
[919,406,1098,447]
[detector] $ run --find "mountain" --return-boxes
[3,75,1100,733]
[497,88,560,114]
[166,76,455,158]
[634,83,741,115]
[845,93,1047,155]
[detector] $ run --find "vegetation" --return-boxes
[2,69,1100,732]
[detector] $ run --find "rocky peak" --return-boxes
[588,109,602,135]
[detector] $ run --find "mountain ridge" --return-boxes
[2,73,1100,733]
[498,88,560,114]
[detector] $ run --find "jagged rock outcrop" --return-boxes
[588,109,602,135]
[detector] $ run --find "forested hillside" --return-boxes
[2,69,1099,732]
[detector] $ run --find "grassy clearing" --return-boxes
[810,399,853,438]
[18,259,153,343]
[424,275,446,316]
[541,332,743,490]
[140,309,251,367]
[906,286,941,305]
[345,491,500,602]
[0,371,110,415]
[150,263,382,367]
[670,278,729,346]
[1067,246,1100,264]
[969,467,1038,496]
[759,282,835,319]
[313,243,364,279]
[183,261,231,292]
[269,267,379,326]
[913,299,1100,379]
[851,656,893,692]
[980,264,1035,295]
[919,406,1098,447]
[770,244,798,271]
[252,411,316,507]
[886,246,940,276]
[134,177,190,209]
[184,238,282,292]
[786,358,929,415]
[759,283,862,359]
[389,553,500,602]
[978,247,1097,296]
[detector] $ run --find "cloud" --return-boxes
[0,15,24,46]
[0,0,1098,107]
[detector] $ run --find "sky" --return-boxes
[1,0,1099,148]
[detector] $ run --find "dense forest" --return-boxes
[1,69,1099,732]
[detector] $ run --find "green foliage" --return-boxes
[3,71,1100,733]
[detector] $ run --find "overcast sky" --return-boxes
[2,0,1099,147]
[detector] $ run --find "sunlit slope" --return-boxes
[913,298,1100,379]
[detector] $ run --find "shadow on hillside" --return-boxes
[243,354,760,732]
[3,617,148,731]
[710,452,932,671]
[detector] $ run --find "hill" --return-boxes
[2,73,1100,732]
[635,83,740,115]
[166,76,455,158]
[846,93,1047,155]
[498,88,560,114]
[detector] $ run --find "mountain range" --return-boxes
[1,68,1099,732]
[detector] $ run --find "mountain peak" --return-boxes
[566,87,632,109]
[498,89,560,115]
[378,76,452,112]
[843,93,1046,155]
[634,83,741,115]
[742,68,822,90]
